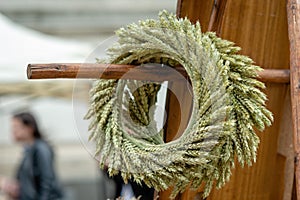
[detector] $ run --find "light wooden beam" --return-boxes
[27,63,290,83]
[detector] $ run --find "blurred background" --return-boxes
[0,0,176,199]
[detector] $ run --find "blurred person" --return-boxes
[0,112,64,200]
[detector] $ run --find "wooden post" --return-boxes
[287,0,300,198]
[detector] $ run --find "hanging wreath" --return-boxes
[85,11,273,198]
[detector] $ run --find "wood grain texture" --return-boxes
[174,0,292,199]
[277,87,294,200]
[203,84,289,200]
[163,81,193,142]
[158,79,193,200]
[176,0,214,32]
[287,0,300,198]
[207,0,228,34]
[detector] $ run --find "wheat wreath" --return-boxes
[85,11,273,198]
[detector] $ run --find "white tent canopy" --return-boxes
[0,13,92,82]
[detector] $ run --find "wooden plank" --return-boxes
[206,0,291,199]
[176,0,292,199]
[207,0,228,34]
[277,87,294,200]
[176,0,214,32]
[27,63,290,83]
[287,0,300,198]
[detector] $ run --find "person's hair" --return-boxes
[13,112,43,139]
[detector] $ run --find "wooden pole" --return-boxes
[287,0,300,198]
[258,69,290,83]
[207,0,228,35]
[27,63,188,81]
[27,63,290,83]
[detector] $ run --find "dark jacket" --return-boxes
[16,139,63,200]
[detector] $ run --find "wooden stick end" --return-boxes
[27,64,32,79]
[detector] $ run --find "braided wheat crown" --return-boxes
[85,10,273,198]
